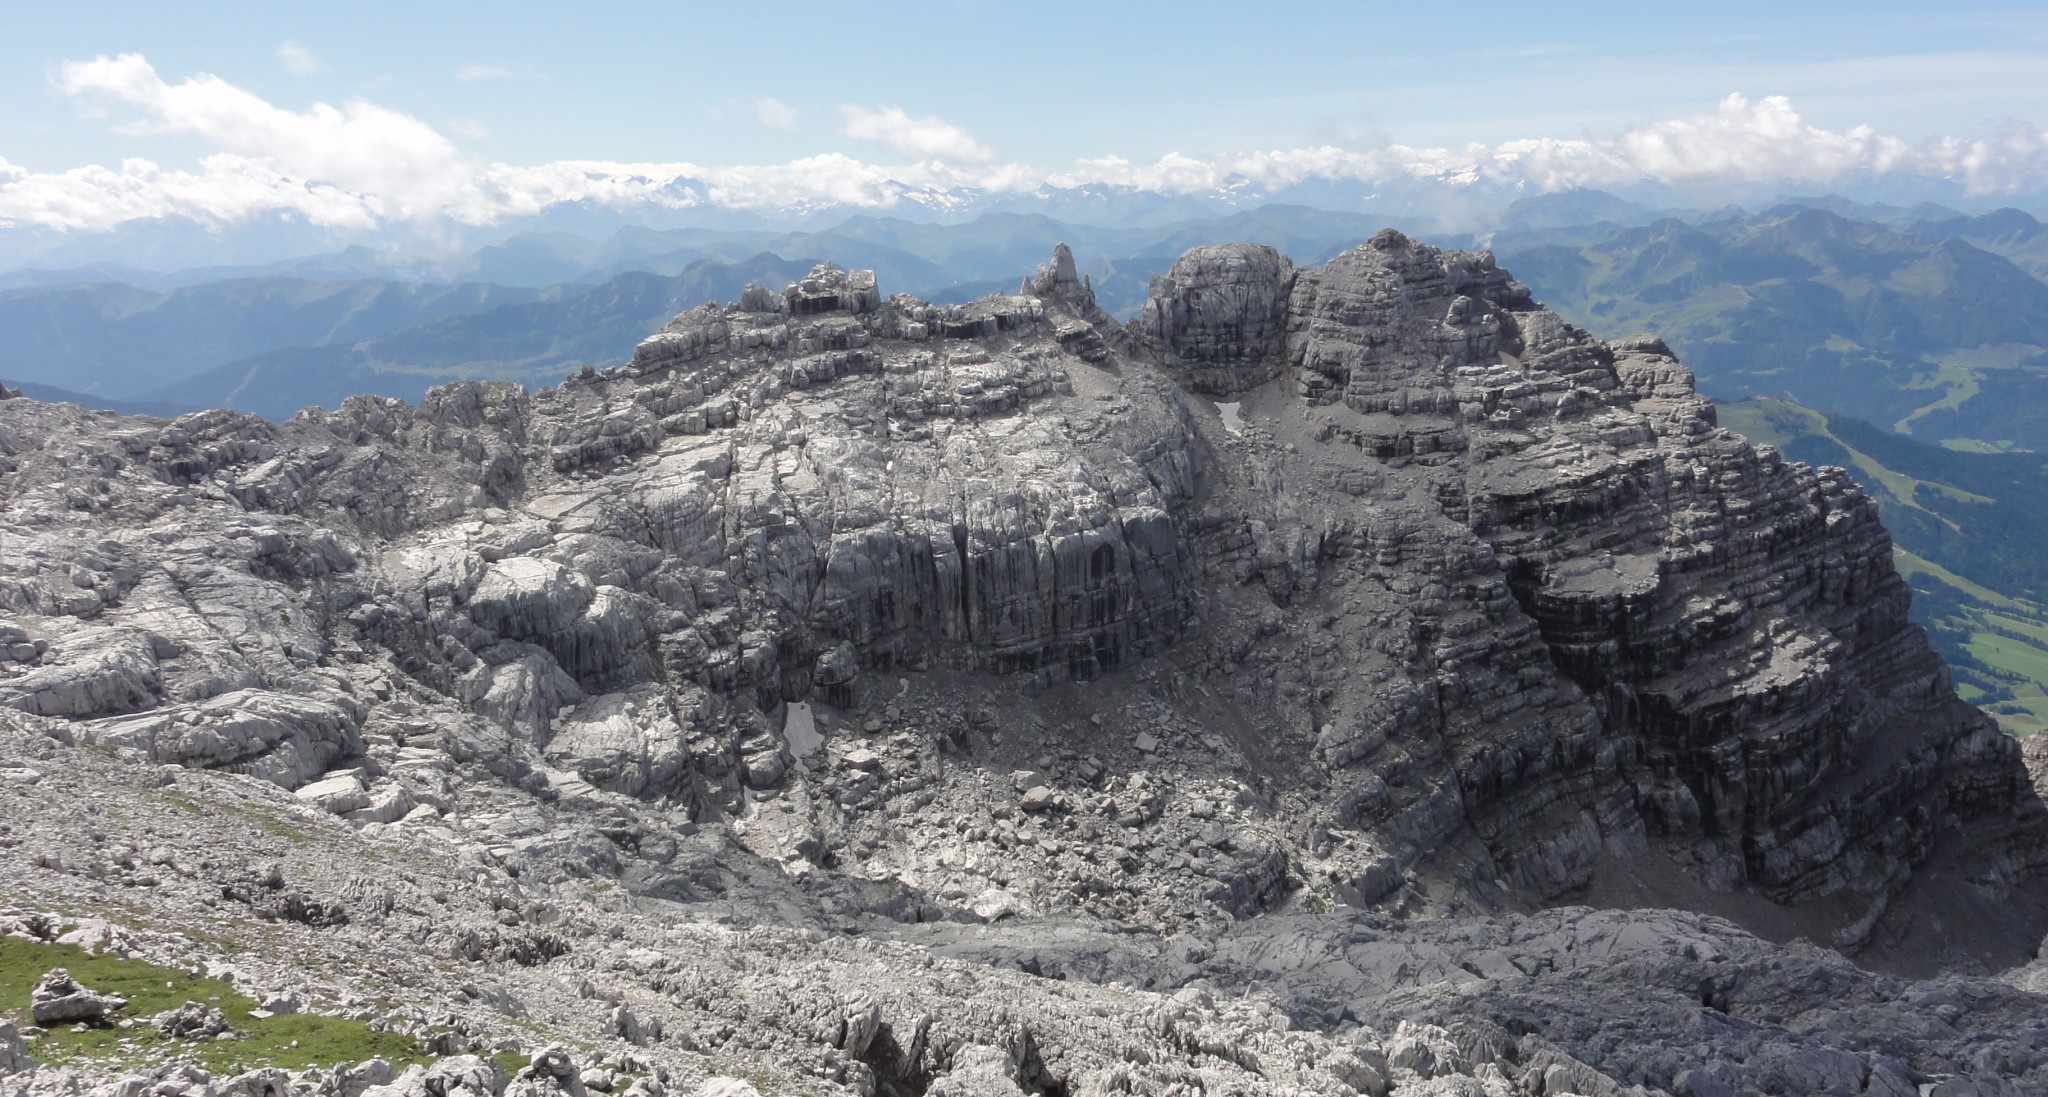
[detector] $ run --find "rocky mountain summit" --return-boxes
[3,234,2048,1095]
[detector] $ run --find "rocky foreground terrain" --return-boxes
[4,235,2048,1095]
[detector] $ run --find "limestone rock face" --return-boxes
[1137,243,1294,394]
[0,627,160,718]
[544,690,690,797]
[86,689,363,787]
[3,238,2047,1094]
[0,237,2036,927]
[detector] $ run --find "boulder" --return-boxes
[152,1000,230,1039]
[296,774,371,814]
[29,968,125,1026]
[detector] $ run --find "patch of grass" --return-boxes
[154,791,206,816]
[1715,397,1815,450]
[210,799,313,844]
[1941,438,2020,454]
[1723,397,1990,515]
[1965,632,2048,685]
[0,937,431,1075]
[1989,705,2048,737]
[1895,549,2027,610]
[1982,610,2048,647]
[1896,357,1982,436]
[494,1049,530,1077]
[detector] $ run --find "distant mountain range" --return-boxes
[3,206,1404,298]
[0,177,1432,277]
[161,256,817,420]
[12,188,2048,731]
[0,278,550,396]
[0,205,1407,418]
[10,192,2047,434]
[1496,204,2048,451]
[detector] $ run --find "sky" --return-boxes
[2,0,2047,232]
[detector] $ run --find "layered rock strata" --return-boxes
[1,237,2045,1093]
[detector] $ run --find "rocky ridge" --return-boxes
[0,235,2045,1095]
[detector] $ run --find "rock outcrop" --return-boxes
[29,968,125,1026]
[1138,243,1294,394]
[153,1000,231,1040]
[2,238,2046,1095]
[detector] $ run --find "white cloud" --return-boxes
[276,41,325,76]
[840,105,995,163]
[754,97,797,130]
[7,56,2048,239]
[0,154,383,231]
[1048,94,2048,198]
[1613,93,1915,185]
[48,53,475,225]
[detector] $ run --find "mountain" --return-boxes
[462,206,1399,296]
[3,239,2046,1094]
[1499,187,1661,231]
[0,277,549,396]
[0,264,162,291]
[432,226,806,288]
[1499,205,2048,450]
[0,254,841,411]
[148,255,817,420]
[1504,204,2048,733]
[1771,194,1965,228]
[0,209,392,275]
[0,206,1430,414]
[1914,206,2048,281]
[1719,396,2048,735]
[1,378,194,418]
[6,160,2042,282]
[19,198,2048,431]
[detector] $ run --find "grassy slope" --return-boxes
[1502,207,2048,453]
[0,936,432,1077]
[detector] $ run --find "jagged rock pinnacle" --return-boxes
[1,240,2044,1095]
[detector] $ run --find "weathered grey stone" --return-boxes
[29,968,124,1025]
[1136,243,1294,394]
[152,1000,230,1039]
[345,782,418,825]
[296,774,370,814]
[0,1021,34,1075]
[87,689,363,788]
[544,691,688,798]
[0,240,2044,1097]
[0,629,159,717]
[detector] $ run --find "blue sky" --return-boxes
[2,1,2046,231]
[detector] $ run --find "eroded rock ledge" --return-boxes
[2,234,2045,1093]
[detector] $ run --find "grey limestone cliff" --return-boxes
[2,236,2046,1095]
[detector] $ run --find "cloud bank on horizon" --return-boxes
[6,52,2048,234]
